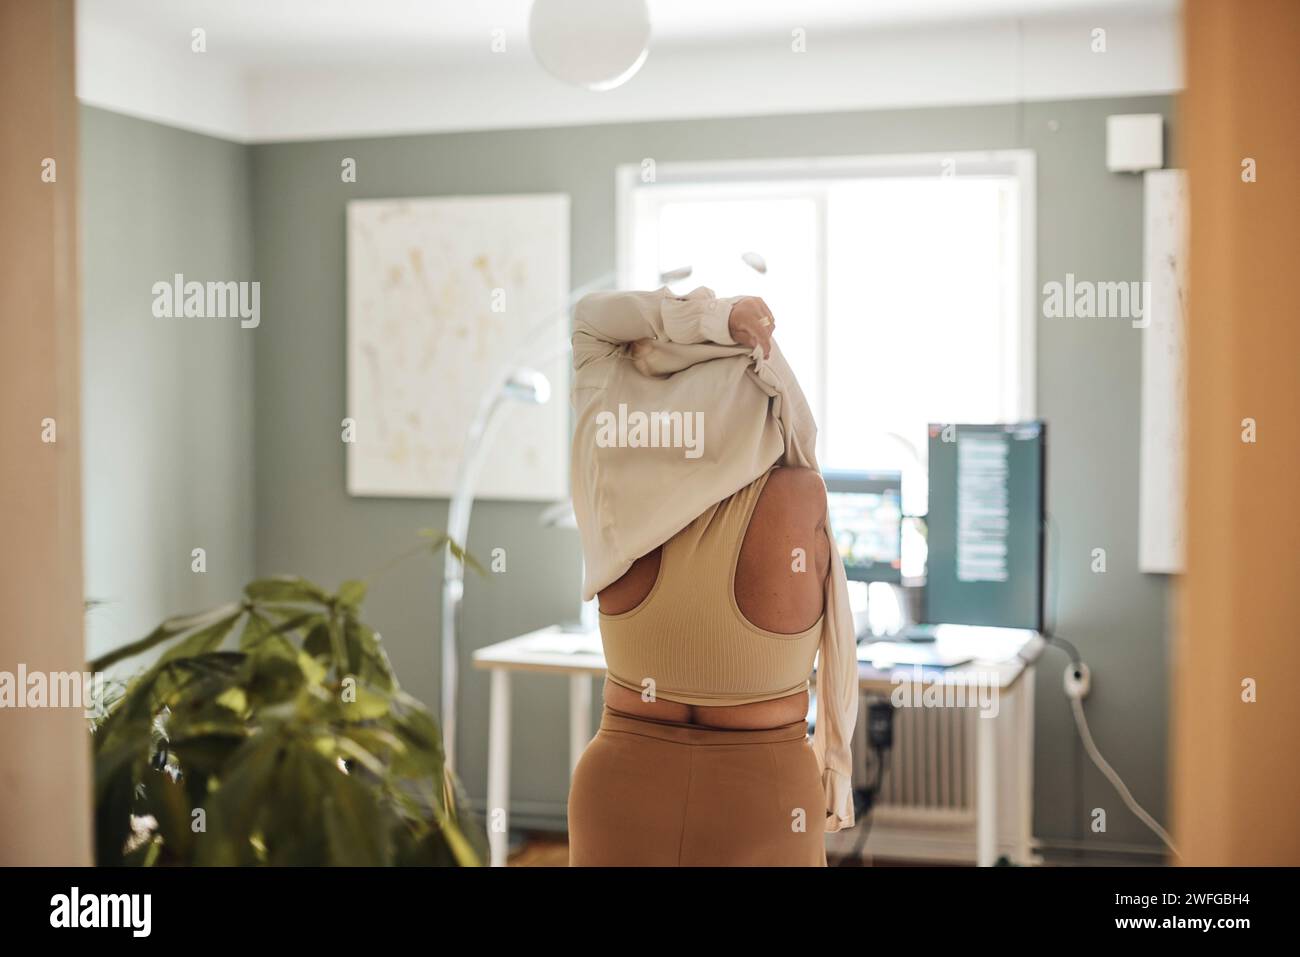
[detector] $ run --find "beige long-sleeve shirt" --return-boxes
[569,285,858,832]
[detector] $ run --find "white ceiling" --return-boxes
[75,0,1182,142]
[79,0,1177,67]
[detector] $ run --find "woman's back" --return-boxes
[598,465,830,729]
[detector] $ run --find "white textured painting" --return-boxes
[1138,170,1188,573]
[346,194,570,500]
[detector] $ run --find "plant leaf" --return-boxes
[343,616,396,691]
[94,573,486,867]
[215,686,248,714]
[418,529,486,576]
[336,579,367,608]
[339,683,392,721]
[89,603,242,672]
[244,576,332,605]
[238,611,272,650]
[157,610,243,666]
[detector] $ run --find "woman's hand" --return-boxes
[728,296,776,358]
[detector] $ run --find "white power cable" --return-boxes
[1069,694,1180,858]
[1046,513,1178,859]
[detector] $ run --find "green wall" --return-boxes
[80,107,256,661]
[84,95,1175,859]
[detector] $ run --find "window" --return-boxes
[619,151,1035,521]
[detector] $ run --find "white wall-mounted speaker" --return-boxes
[1106,114,1165,173]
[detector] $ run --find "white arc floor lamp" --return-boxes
[439,272,619,772]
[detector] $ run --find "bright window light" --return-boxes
[622,154,1032,523]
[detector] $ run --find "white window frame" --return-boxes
[615,149,1038,422]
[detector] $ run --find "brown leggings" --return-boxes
[568,706,827,866]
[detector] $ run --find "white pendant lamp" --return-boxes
[528,0,651,91]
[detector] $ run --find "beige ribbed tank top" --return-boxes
[599,468,824,707]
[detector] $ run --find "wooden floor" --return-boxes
[507,832,572,867]
[505,830,926,866]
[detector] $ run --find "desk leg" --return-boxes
[486,668,511,868]
[569,673,592,777]
[1015,667,1036,864]
[976,706,997,867]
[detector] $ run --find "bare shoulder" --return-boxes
[761,466,827,520]
[738,466,828,632]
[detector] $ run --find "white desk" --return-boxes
[472,626,605,867]
[472,624,1042,868]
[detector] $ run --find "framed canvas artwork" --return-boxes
[346,193,570,500]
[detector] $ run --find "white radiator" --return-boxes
[827,692,1037,864]
[874,698,977,825]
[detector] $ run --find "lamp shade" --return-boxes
[528,0,651,91]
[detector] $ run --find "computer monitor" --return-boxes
[924,422,1045,631]
[824,470,903,584]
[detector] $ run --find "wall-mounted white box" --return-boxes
[1107,114,1164,172]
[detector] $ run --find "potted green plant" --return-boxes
[90,554,486,866]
